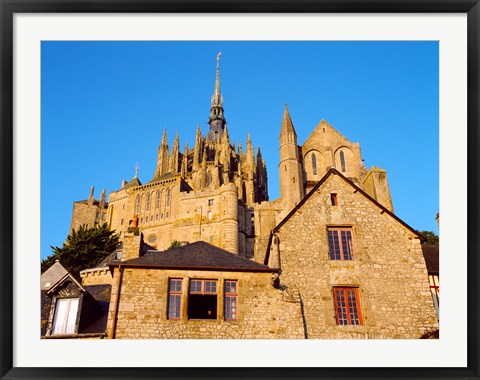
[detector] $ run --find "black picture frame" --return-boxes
[1,1,479,379]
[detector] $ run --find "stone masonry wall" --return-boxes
[107,179,242,254]
[273,172,438,339]
[301,120,368,186]
[106,268,304,339]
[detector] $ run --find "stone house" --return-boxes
[44,53,438,339]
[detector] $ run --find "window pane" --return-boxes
[328,230,341,260]
[169,279,182,292]
[347,289,360,325]
[65,299,79,333]
[225,281,237,294]
[205,281,217,293]
[341,230,354,260]
[52,299,69,334]
[168,294,181,318]
[190,280,202,293]
[225,296,237,320]
[334,289,348,325]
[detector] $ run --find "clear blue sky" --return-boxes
[41,41,439,260]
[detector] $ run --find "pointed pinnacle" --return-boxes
[280,104,296,136]
[257,146,263,159]
[173,131,179,148]
[161,128,168,146]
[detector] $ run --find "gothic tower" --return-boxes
[207,52,226,142]
[279,105,304,211]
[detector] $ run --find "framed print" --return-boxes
[1,1,479,379]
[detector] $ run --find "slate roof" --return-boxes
[422,244,439,275]
[122,176,142,189]
[81,284,112,334]
[146,172,176,185]
[113,241,276,272]
[41,260,68,290]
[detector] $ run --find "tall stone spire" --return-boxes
[207,52,226,141]
[181,141,188,177]
[280,104,296,137]
[154,129,169,180]
[169,131,180,174]
[212,52,223,108]
[193,124,203,171]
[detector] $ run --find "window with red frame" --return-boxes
[333,287,363,325]
[188,279,217,320]
[224,280,238,320]
[167,278,182,319]
[328,227,354,260]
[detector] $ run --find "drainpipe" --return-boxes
[111,265,124,339]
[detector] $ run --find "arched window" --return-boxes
[340,150,346,173]
[155,191,161,209]
[146,193,151,211]
[312,153,317,175]
[135,194,141,214]
[166,188,171,207]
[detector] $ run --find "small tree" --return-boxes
[418,230,439,246]
[168,240,182,249]
[41,223,120,279]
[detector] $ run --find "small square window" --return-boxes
[208,199,214,206]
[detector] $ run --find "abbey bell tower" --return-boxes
[207,52,226,142]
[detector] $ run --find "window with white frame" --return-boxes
[51,298,79,335]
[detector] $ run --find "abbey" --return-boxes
[42,54,438,339]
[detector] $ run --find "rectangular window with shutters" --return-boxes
[328,227,354,260]
[224,280,238,320]
[333,287,363,325]
[167,278,182,320]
